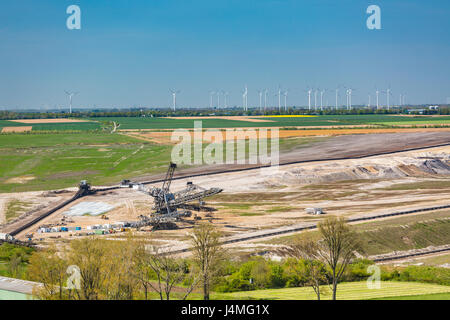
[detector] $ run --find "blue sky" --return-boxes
[0,0,449,109]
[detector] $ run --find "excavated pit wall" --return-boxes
[281,154,450,185]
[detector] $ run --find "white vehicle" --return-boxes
[0,233,14,241]
[305,208,324,215]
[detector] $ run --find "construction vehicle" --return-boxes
[78,180,94,197]
[135,162,223,229]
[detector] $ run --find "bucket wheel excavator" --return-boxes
[135,163,223,229]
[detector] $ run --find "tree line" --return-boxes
[2,107,449,121]
[25,217,364,300]
[12,217,450,300]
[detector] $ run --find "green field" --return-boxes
[0,133,173,192]
[2,115,450,131]
[374,292,450,300]
[88,115,450,130]
[0,120,102,131]
[213,281,450,300]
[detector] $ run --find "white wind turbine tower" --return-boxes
[209,91,216,108]
[65,91,78,114]
[320,89,326,110]
[170,89,180,111]
[399,93,406,106]
[264,89,268,111]
[314,89,318,110]
[307,89,312,110]
[345,88,354,110]
[223,91,229,108]
[383,87,392,110]
[258,90,263,111]
[368,93,371,108]
[276,87,282,111]
[283,90,289,111]
[216,90,221,109]
[335,88,339,110]
[242,85,248,111]
[375,88,380,109]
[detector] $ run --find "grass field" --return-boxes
[0,131,324,193]
[213,281,450,300]
[89,115,450,130]
[0,133,173,193]
[374,292,450,300]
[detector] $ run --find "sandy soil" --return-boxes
[0,191,74,234]
[12,145,450,247]
[4,176,36,184]
[0,199,5,225]
[1,126,32,133]
[126,128,450,145]
[9,119,91,124]
[4,132,450,252]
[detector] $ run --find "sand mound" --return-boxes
[282,154,450,185]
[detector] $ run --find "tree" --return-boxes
[28,245,68,300]
[277,239,327,300]
[189,223,225,300]
[317,217,361,300]
[133,244,198,300]
[102,238,139,300]
[67,238,111,300]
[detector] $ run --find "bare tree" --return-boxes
[133,244,199,300]
[189,223,225,300]
[277,240,327,300]
[317,217,361,300]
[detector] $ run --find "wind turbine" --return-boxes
[314,89,318,110]
[242,85,248,111]
[64,91,78,114]
[216,90,221,109]
[345,88,355,110]
[264,89,268,111]
[258,90,263,111]
[383,87,392,110]
[320,89,327,110]
[306,88,313,110]
[335,88,340,110]
[276,87,282,111]
[399,93,406,106]
[170,89,180,111]
[224,91,229,108]
[368,93,372,108]
[283,90,289,111]
[209,91,216,109]
[375,88,380,110]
